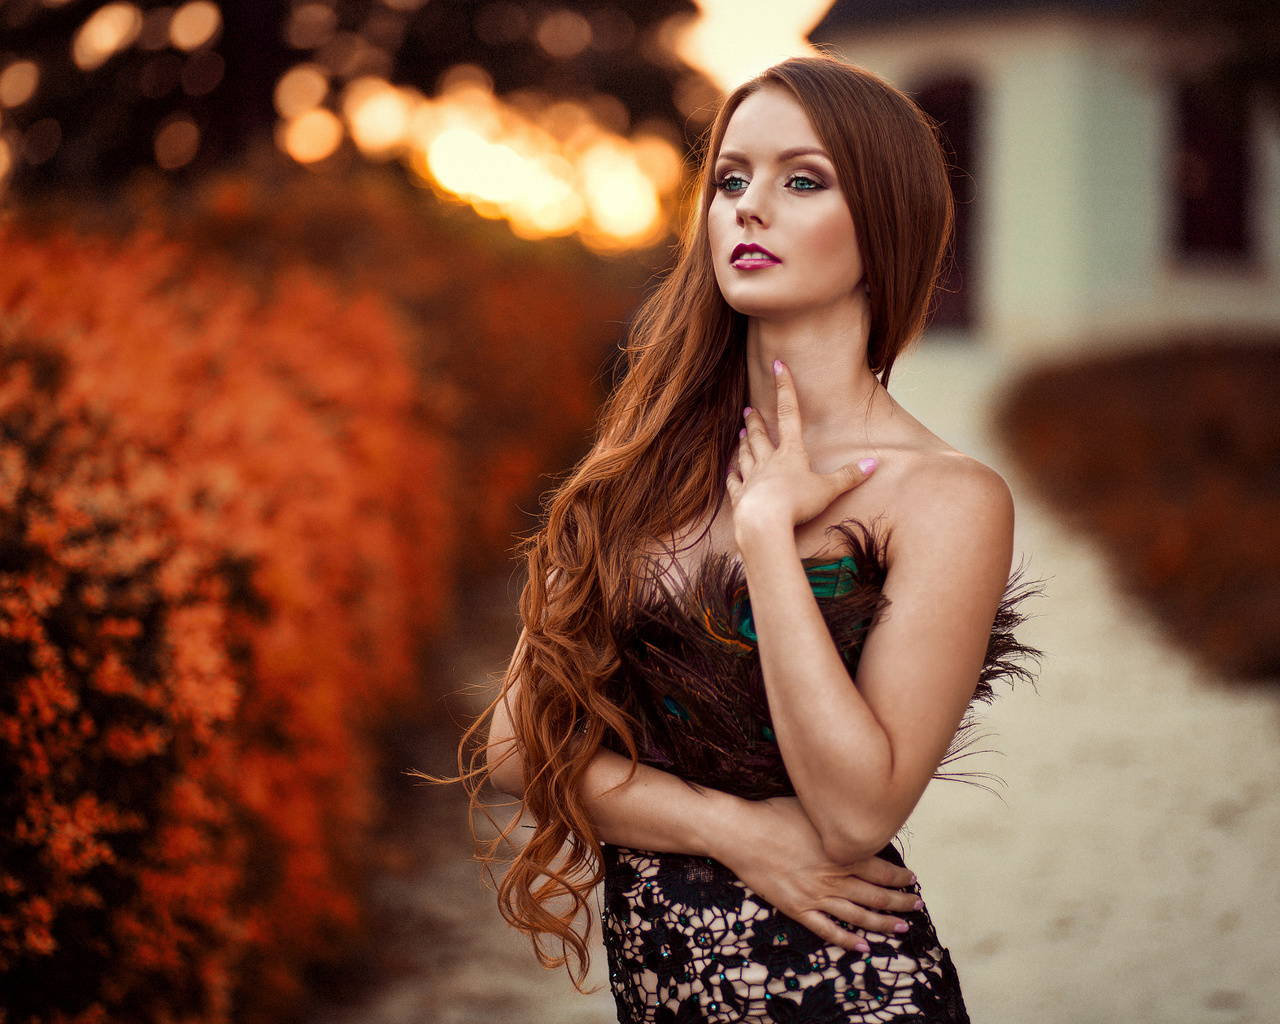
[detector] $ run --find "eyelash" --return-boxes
[714,173,748,194]
[713,172,826,194]
[787,173,824,191]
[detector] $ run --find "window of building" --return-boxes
[1173,83,1253,263]
[913,75,976,331]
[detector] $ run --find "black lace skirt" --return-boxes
[601,843,969,1024]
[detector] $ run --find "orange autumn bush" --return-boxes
[160,169,641,570]
[997,338,1280,677]
[0,226,451,1023]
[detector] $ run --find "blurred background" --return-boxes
[0,1,1277,1022]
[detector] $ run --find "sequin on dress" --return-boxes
[600,524,1039,1024]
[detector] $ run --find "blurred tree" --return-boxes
[0,0,696,196]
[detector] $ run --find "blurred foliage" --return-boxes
[998,337,1280,679]
[0,0,698,195]
[0,225,450,1023]
[0,167,643,1021]
[146,164,644,569]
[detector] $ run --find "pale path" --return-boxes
[310,338,1280,1023]
[893,340,1280,1024]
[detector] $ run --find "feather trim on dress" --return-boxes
[605,521,1041,801]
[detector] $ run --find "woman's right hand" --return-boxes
[715,795,919,952]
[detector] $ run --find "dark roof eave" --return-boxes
[811,0,1149,42]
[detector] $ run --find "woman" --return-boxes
[474,56,1036,1023]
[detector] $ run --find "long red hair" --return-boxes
[463,55,954,984]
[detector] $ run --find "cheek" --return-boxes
[809,208,862,276]
[706,198,732,254]
[706,201,736,288]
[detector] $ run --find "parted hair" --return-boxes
[464,55,955,983]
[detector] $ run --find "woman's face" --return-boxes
[707,86,864,322]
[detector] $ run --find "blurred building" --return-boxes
[813,0,1280,354]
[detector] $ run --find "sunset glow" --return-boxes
[672,0,835,92]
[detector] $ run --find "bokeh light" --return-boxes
[154,114,199,168]
[72,3,144,72]
[274,64,329,119]
[168,1,221,52]
[281,106,343,164]
[631,133,683,195]
[0,61,40,108]
[344,77,415,156]
[274,61,682,250]
[580,139,661,244]
[536,10,593,59]
[286,3,337,51]
[3,1,692,248]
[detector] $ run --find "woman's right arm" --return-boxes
[486,656,921,951]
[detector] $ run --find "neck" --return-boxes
[743,305,884,450]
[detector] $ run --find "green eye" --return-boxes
[788,174,822,191]
[716,174,748,194]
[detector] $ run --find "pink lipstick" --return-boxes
[730,243,780,269]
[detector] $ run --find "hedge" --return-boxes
[0,226,450,1024]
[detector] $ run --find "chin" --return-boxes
[718,286,784,318]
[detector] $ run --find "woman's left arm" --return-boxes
[729,367,1014,865]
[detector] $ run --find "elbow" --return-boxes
[818,813,901,865]
[820,832,878,866]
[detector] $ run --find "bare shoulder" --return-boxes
[903,448,1011,522]
[877,447,1014,570]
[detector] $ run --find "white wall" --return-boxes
[829,13,1280,354]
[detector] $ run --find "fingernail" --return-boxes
[913,899,924,911]
[910,874,917,884]
[857,457,878,474]
[739,428,747,439]
[772,359,783,375]
[894,922,910,934]
[855,941,871,954]
[743,406,752,417]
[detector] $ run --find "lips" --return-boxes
[730,243,780,269]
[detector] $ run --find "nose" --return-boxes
[734,179,768,227]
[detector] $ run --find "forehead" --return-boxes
[717,86,825,159]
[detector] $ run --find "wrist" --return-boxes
[694,789,752,864]
[733,503,794,559]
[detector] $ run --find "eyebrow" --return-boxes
[716,146,832,164]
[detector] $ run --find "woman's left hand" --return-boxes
[726,359,877,534]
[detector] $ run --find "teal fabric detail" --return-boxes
[736,555,858,642]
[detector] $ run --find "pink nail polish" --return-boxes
[913,899,924,911]
[894,922,910,934]
[857,457,878,474]
[772,359,783,375]
[855,941,871,954]
[743,407,752,417]
[739,428,747,439]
